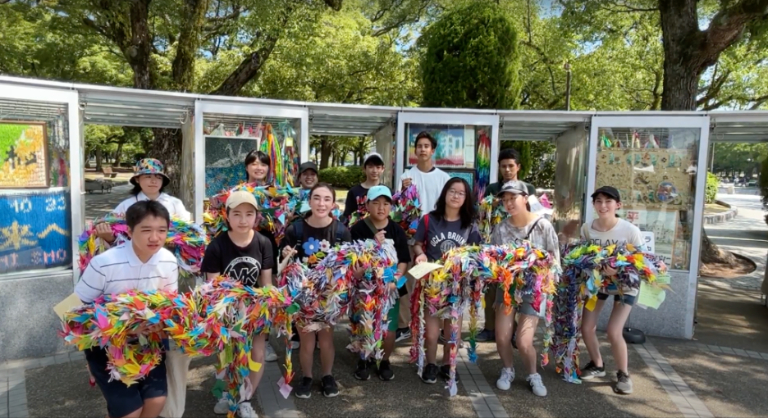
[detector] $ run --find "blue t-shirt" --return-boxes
[413,214,483,262]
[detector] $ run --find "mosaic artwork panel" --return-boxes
[0,122,49,188]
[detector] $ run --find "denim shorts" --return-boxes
[494,289,546,318]
[597,292,637,306]
[85,346,167,417]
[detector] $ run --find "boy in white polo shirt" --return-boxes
[75,200,178,418]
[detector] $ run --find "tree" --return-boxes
[558,0,768,270]
[420,1,521,109]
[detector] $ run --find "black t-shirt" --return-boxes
[201,232,274,287]
[350,218,412,266]
[282,218,352,267]
[343,184,369,219]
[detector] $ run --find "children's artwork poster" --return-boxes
[406,123,468,167]
[618,208,676,266]
[205,136,258,197]
[0,190,71,274]
[447,170,474,186]
[0,122,49,189]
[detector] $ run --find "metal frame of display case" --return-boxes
[0,83,82,283]
[193,100,309,224]
[395,110,500,187]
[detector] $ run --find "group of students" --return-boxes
[76,130,644,418]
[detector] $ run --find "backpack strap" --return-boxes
[524,217,543,241]
[293,219,304,247]
[335,220,345,243]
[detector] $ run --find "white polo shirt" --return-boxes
[114,192,191,221]
[75,243,179,303]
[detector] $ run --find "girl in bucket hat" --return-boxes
[96,158,190,243]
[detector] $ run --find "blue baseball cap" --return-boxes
[367,185,392,202]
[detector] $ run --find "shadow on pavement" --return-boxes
[693,283,768,352]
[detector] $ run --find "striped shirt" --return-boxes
[75,243,179,303]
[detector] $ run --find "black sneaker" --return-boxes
[395,328,411,343]
[294,377,313,399]
[421,363,439,384]
[439,364,460,382]
[476,329,495,342]
[321,375,339,397]
[580,361,606,380]
[377,360,394,381]
[354,359,370,381]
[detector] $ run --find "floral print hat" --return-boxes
[131,158,170,188]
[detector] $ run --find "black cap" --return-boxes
[591,186,621,202]
[496,180,529,197]
[298,161,318,175]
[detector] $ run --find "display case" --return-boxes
[586,115,710,339]
[193,101,309,223]
[0,89,81,279]
[395,112,499,200]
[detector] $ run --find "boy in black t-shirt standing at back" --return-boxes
[201,190,274,418]
[342,152,385,224]
[350,185,411,381]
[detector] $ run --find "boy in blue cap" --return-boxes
[349,185,411,381]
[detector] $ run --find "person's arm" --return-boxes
[261,235,275,280]
[411,217,427,262]
[260,269,273,287]
[543,222,561,266]
[200,239,221,281]
[74,262,107,303]
[342,188,357,219]
[468,223,483,245]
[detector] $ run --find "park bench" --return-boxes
[102,166,117,178]
[85,178,113,194]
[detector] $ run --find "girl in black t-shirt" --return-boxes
[281,183,351,399]
[200,191,272,418]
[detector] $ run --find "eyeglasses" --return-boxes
[447,190,466,197]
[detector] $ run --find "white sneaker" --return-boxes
[213,397,229,415]
[238,402,258,418]
[265,343,278,362]
[527,373,547,397]
[496,367,515,390]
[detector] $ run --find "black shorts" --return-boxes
[597,292,637,306]
[85,346,167,418]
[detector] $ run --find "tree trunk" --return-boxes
[320,137,331,169]
[114,140,125,167]
[95,148,103,172]
[150,128,183,195]
[127,0,154,90]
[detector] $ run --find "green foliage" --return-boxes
[706,172,719,204]
[526,141,556,189]
[420,1,521,109]
[712,143,767,178]
[318,165,365,188]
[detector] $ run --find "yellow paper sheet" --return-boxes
[638,282,666,309]
[249,358,262,372]
[406,262,443,282]
[54,293,84,321]
[585,295,597,312]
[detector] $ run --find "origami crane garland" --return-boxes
[550,242,668,384]
[477,196,509,243]
[77,214,208,275]
[409,242,560,396]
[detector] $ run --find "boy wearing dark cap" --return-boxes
[343,152,385,223]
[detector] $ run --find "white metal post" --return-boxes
[194,101,205,224]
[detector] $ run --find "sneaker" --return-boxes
[294,377,313,399]
[439,364,459,382]
[265,343,278,362]
[377,360,394,381]
[354,359,370,380]
[238,402,258,418]
[321,375,339,397]
[614,371,633,394]
[476,329,495,342]
[395,328,411,343]
[496,367,515,390]
[527,373,547,397]
[213,397,230,415]
[421,363,439,384]
[290,332,300,349]
[580,361,606,380]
